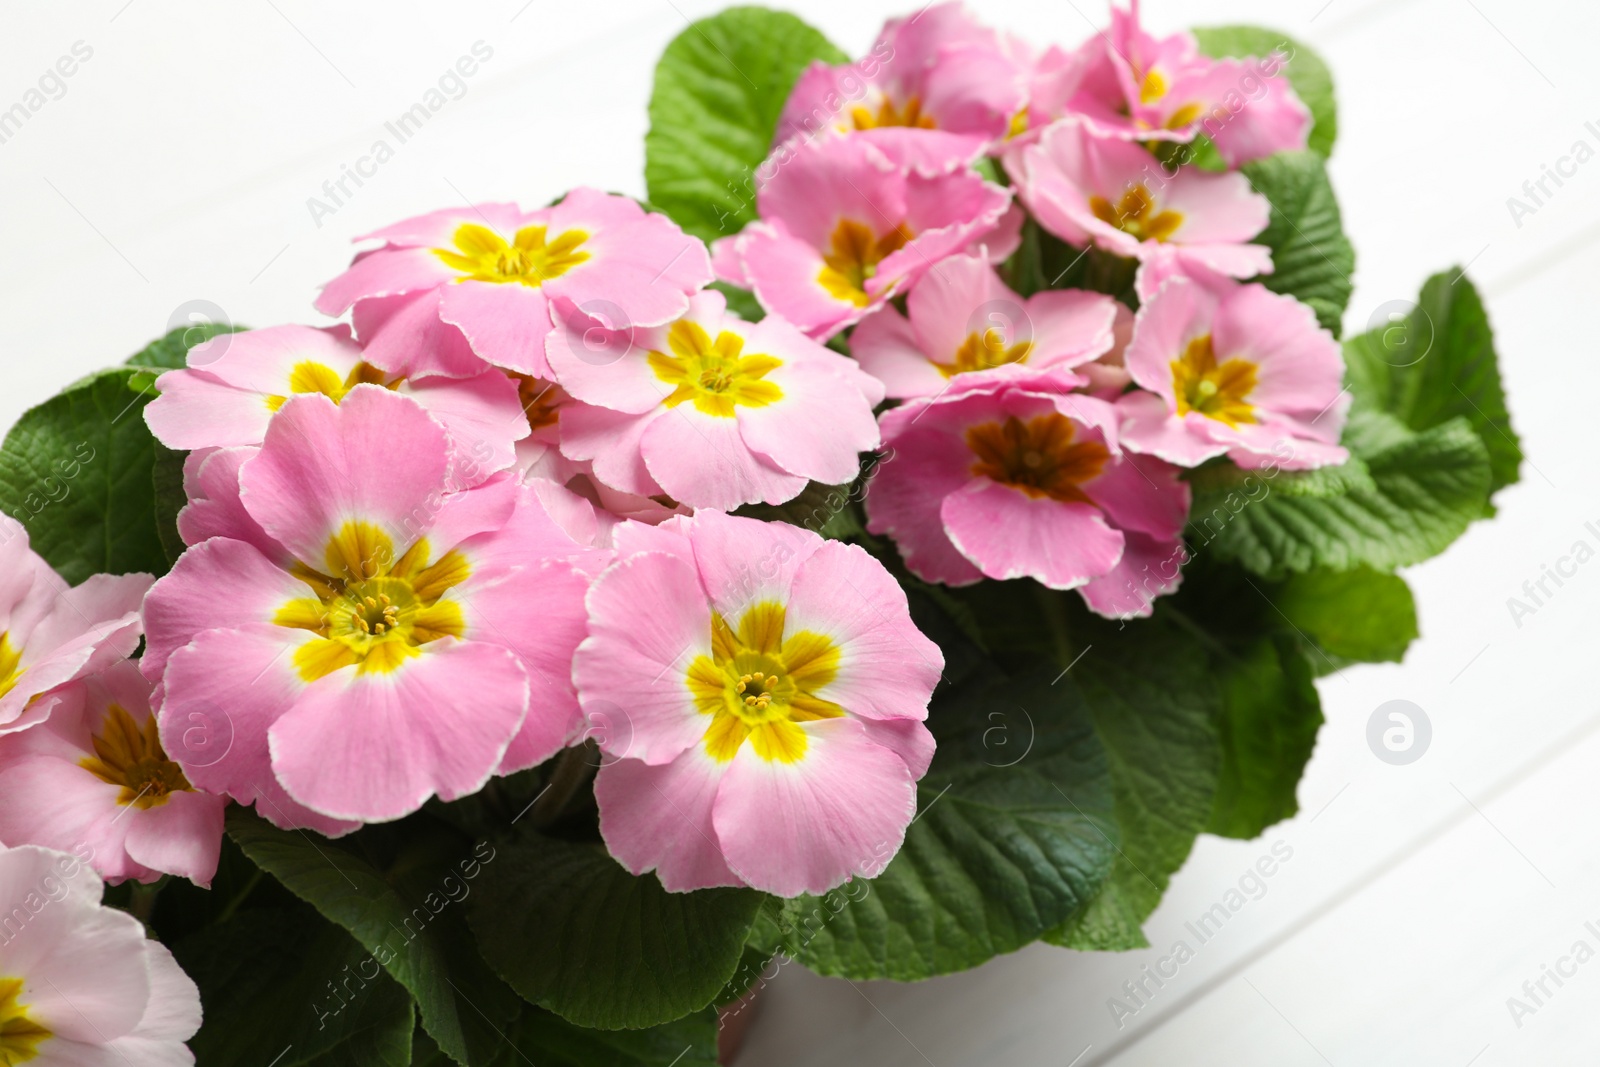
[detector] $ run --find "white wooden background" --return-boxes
[1,0,1594,1063]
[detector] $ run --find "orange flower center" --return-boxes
[1170,335,1258,427]
[966,414,1110,504]
[79,704,193,809]
[817,219,913,307]
[849,94,937,131]
[1088,184,1184,243]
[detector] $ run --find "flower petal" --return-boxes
[714,717,916,897]
[573,551,713,766]
[269,639,528,821]
[438,281,555,377]
[595,749,744,892]
[783,539,943,721]
[941,479,1125,590]
[240,387,450,568]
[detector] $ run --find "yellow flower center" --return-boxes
[1163,102,1205,129]
[686,601,844,764]
[1132,68,1203,129]
[79,703,193,809]
[817,219,913,307]
[966,414,1111,503]
[933,329,1034,379]
[648,321,783,418]
[0,979,48,1064]
[1170,334,1258,427]
[434,222,590,287]
[1088,184,1184,243]
[264,360,391,413]
[0,635,23,702]
[1139,68,1169,105]
[849,94,936,132]
[273,522,469,681]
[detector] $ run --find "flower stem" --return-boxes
[212,869,263,927]
[128,878,167,927]
[527,742,599,829]
[1031,584,1078,670]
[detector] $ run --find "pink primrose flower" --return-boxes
[0,517,150,737]
[1008,118,1272,280]
[0,661,225,886]
[548,290,883,511]
[143,387,602,829]
[711,137,1013,339]
[578,511,942,897]
[851,252,1118,399]
[314,190,712,379]
[776,2,1028,172]
[1117,276,1348,470]
[0,844,202,1064]
[144,324,528,489]
[866,380,1190,617]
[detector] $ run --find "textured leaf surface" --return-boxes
[784,667,1119,978]
[1344,270,1521,499]
[0,368,164,583]
[467,835,764,1030]
[228,810,518,1066]
[646,6,846,242]
[1046,620,1221,950]
[1244,151,1354,335]
[1191,415,1492,577]
[1206,635,1323,839]
[1276,566,1418,668]
[175,907,414,1067]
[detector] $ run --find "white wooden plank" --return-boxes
[0,0,1593,1062]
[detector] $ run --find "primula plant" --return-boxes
[0,3,1520,1065]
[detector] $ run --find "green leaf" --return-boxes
[412,1008,719,1067]
[782,666,1118,979]
[503,1008,719,1067]
[466,834,764,1030]
[1046,618,1221,949]
[733,478,864,539]
[1190,415,1492,578]
[1192,26,1337,157]
[0,368,166,583]
[1343,270,1521,499]
[1242,151,1354,335]
[646,6,847,242]
[174,907,415,1067]
[153,441,188,566]
[126,322,247,371]
[1276,566,1418,667]
[227,809,519,1066]
[712,280,765,323]
[131,325,252,568]
[1206,635,1323,839]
